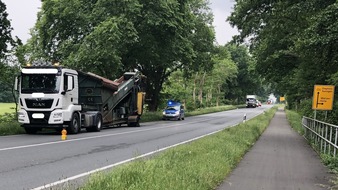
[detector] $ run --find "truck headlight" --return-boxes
[17,111,27,122]
[53,112,63,118]
[18,112,25,118]
[162,111,166,115]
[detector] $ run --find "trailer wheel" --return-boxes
[127,120,140,127]
[68,113,80,134]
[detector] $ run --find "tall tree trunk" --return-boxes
[144,68,165,111]
[193,73,198,107]
[198,72,206,105]
[217,85,221,107]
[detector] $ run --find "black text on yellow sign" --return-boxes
[312,85,335,110]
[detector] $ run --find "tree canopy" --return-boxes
[25,0,215,110]
[228,0,338,110]
[0,0,14,60]
[0,0,21,102]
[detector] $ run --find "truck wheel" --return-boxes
[128,121,140,127]
[24,128,39,134]
[87,115,102,132]
[68,113,80,134]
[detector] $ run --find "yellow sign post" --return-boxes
[312,85,335,110]
[280,96,285,102]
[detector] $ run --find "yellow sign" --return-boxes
[280,96,285,101]
[312,85,335,110]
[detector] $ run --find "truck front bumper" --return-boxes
[18,109,65,125]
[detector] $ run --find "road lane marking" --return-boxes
[0,118,214,152]
[31,128,225,190]
[1,109,263,152]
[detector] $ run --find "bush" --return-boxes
[296,98,338,125]
[0,112,16,123]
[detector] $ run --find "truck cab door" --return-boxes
[62,74,78,105]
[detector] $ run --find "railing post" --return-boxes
[311,119,314,141]
[320,123,324,153]
[329,127,333,156]
[324,124,328,154]
[315,121,318,147]
[333,128,338,157]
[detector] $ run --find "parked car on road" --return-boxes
[162,100,185,120]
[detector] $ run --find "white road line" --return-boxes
[0,118,213,152]
[31,128,224,190]
[31,108,269,189]
[0,127,161,152]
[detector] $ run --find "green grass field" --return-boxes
[0,103,16,115]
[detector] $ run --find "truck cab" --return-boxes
[246,95,258,108]
[162,100,185,121]
[15,62,82,133]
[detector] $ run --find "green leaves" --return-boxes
[23,0,216,110]
[0,1,15,60]
[229,0,338,109]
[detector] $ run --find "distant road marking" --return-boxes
[1,109,263,152]
[31,127,225,190]
[0,118,214,152]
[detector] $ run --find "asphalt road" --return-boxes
[217,108,333,190]
[0,105,270,190]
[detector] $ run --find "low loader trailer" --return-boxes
[15,62,146,134]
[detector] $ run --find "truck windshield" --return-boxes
[21,74,61,94]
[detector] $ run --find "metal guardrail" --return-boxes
[302,116,338,157]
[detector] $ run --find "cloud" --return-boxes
[3,0,41,43]
[210,0,238,45]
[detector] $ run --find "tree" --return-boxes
[0,0,15,60]
[228,0,337,109]
[161,45,238,109]
[223,44,260,104]
[0,1,20,103]
[27,0,215,111]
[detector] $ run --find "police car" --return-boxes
[162,100,185,120]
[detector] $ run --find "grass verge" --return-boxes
[0,103,23,135]
[78,106,277,190]
[285,109,304,135]
[0,120,24,135]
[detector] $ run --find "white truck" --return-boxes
[246,95,257,108]
[14,61,146,134]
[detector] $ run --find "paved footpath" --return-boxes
[217,108,334,190]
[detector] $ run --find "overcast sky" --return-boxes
[3,0,238,45]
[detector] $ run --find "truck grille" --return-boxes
[27,111,51,124]
[25,98,54,109]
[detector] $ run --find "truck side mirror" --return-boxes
[62,75,74,95]
[14,76,19,91]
